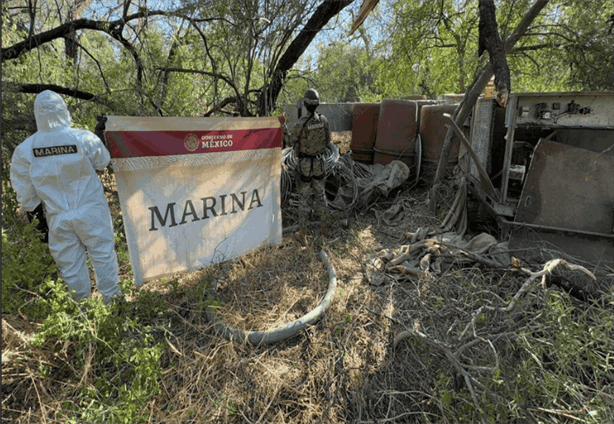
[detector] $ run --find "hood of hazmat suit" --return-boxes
[10,90,120,303]
[34,89,72,131]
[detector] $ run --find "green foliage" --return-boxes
[1,164,57,318]
[385,0,613,95]
[286,0,613,103]
[507,290,614,423]
[3,0,611,136]
[404,261,614,424]
[544,1,613,91]
[310,41,380,102]
[188,273,220,318]
[31,283,167,424]
[444,289,614,424]
[2,159,166,423]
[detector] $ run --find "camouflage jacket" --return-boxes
[289,111,331,157]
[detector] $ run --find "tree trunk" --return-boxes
[429,0,550,208]
[64,0,95,63]
[256,0,356,116]
[478,0,510,107]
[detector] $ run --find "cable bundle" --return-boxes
[281,144,359,211]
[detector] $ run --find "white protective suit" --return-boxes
[10,90,121,304]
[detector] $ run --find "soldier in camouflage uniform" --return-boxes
[289,89,331,238]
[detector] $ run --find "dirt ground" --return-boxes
[130,131,466,423]
[3,131,612,423]
[127,132,491,423]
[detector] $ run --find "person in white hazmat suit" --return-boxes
[10,90,122,305]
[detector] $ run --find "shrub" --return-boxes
[1,162,57,318]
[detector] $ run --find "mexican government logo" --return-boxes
[184,134,200,152]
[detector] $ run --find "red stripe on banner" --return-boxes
[106,128,282,158]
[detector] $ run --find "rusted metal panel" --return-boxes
[464,92,614,268]
[515,139,614,235]
[509,137,614,267]
[420,104,459,163]
[373,99,418,167]
[350,103,380,164]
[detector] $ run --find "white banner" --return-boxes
[106,116,282,285]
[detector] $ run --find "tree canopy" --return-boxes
[340,0,612,100]
[2,0,355,137]
[2,0,612,148]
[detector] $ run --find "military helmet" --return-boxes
[303,88,320,106]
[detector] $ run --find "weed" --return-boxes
[2,172,57,318]
[171,278,179,294]
[227,398,242,416]
[335,326,344,337]
[31,291,165,424]
[188,274,220,317]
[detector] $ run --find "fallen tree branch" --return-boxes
[375,256,598,424]
[459,259,595,341]
[377,312,500,424]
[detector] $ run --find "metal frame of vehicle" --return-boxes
[462,92,614,267]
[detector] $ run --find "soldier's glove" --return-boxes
[95,114,108,148]
[26,203,49,243]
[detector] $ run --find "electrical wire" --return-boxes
[281,143,360,211]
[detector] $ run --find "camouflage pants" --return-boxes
[295,157,327,227]
[297,178,327,227]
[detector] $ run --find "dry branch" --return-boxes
[389,257,598,423]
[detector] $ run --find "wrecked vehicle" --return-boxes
[283,92,613,269]
[463,91,614,268]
